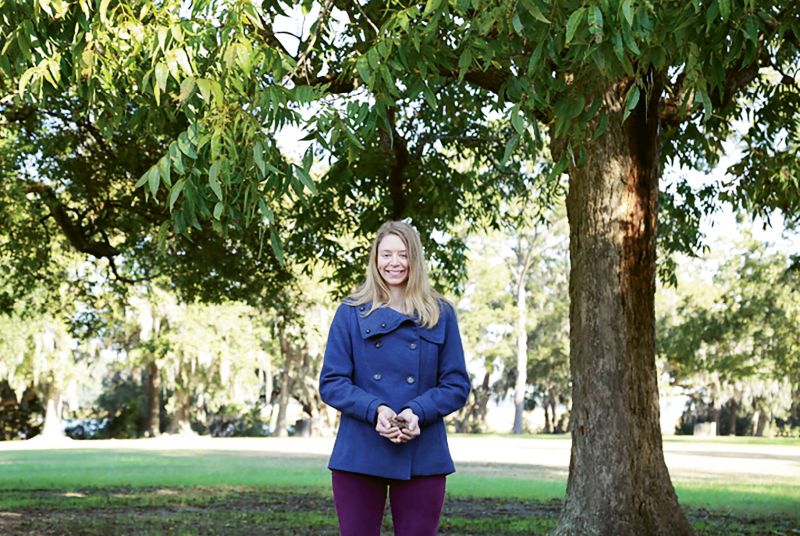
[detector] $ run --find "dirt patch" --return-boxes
[0,487,797,535]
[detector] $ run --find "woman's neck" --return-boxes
[387,286,406,311]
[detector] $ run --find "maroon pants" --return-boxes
[331,470,446,536]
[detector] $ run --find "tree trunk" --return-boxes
[274,332,295,438]
[544,403,552,434]
[144,361,161,437]
[166,392,193,435]
[754,410,768,437]
[40,384,64,439]
[513,246,528,434]
[546,388,557,433]
[553,79,693,535]
[727,397,738,436]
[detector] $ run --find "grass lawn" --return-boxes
[0,447,797,535]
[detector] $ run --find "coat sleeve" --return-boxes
[319,304,387,424]
[404,303,471,426]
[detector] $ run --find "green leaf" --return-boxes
[155,63,169,94]
[356,55,371,86]
[270,229,284,266]
[178,77,194,103]
[148,165,160,195]
[621,0,634,26]
[209,161,223,201]
[521,0,550,24]
[566,7,586,45]
[258,198,275,224]
[157,27,168,51]
[158,155,171,187]
[295,165,317,194]
[719,0,731,20]
[295,85,314,103]
[622,84,640,122]
[423,86,437,110]
[99,0,111,23]
[175,48,193,75]
[178,131,196,158]
[622,24,640,55]
[458,49,472,80]
[169,179,185,211]
[501,134,519,164]
[17,67,36,96]
[253,141,266,176]
[512,13,523,34]
[196,79,211,101]
[302,146,313,171]
[423,0,443,17]
[588,6,603,36]
[135,170,149,189]
[511,105,525,135]
[213,201,223,220]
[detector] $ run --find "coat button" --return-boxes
[406,376,415,384]
[380,322,386,328]
[373,373,382,380]
[409,343,417,350]
[365,328,371,334]
[375,341,382,348]
[359,306,365,311]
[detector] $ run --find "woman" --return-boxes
[319,221,471,536]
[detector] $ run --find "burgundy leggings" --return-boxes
[331,470,446,536]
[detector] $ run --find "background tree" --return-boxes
[659,236,800,436]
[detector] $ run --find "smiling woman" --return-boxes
[318,220,471,536]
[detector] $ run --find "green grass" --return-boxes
[0,448,797,535]
[450,432,800,447]
[1,448,798,515]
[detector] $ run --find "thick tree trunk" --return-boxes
[513,258,528,434]
[553,80,693,535]
[144,361,161,437]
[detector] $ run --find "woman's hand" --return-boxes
[395,408,421,443]
[375,405,404,443]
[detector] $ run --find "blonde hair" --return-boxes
[350,221,443,328]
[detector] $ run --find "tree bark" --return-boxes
[727,397,738,436]
[513,248,528,434]
[144,361,161,437]
[166,391,193,435]
[274,332,295,438]
[553,79,693,536]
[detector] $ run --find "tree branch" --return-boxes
[23,181,120,259]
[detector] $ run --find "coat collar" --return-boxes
[349,301,445,344]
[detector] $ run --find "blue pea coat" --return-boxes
[319,299,471,480]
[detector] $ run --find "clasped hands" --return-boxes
[375,405,420,444]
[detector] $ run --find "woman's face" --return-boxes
[377,233,409,288]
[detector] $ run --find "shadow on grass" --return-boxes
[0,487,796,535]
